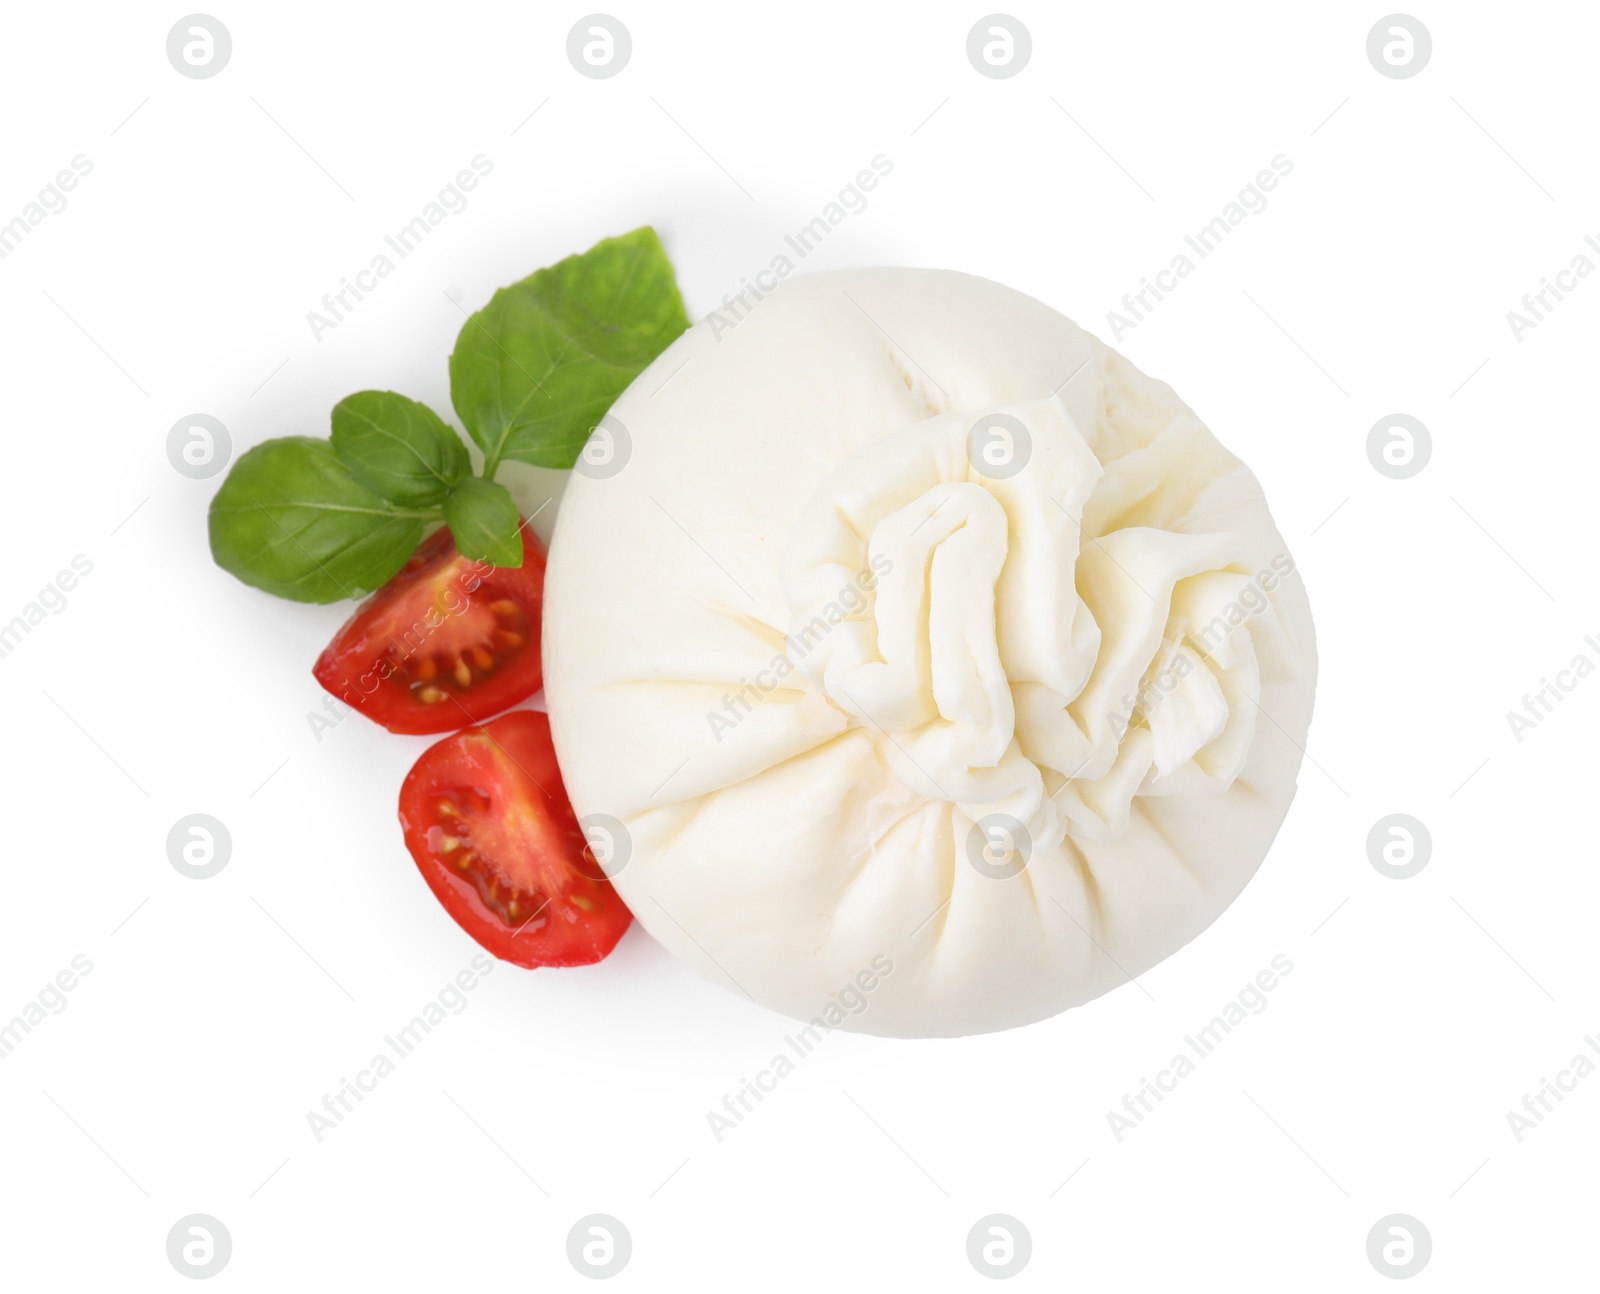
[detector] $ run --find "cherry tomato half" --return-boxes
[313,521,545,734]
[398,710,633,968]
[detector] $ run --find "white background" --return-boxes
[1,1,1595,1288]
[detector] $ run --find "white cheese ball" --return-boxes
[543,268,1316,1038]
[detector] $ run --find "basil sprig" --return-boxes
[208,227,688,603]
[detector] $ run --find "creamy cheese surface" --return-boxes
[542,268,1316,1037]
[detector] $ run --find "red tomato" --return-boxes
[398,711,632,968]
[313,521,545,734]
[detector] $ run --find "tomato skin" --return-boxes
[398,711,632,968]
[313,521,546,734]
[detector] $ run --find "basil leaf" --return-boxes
[443,476,523,568]
[330,390,471,506]
[209,437,430,603]
[448,226,689,473]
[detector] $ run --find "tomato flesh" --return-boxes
[399,711,632,968]
[313,521,545,734]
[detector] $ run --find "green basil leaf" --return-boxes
[448,226,689,472]
[443,476,523,568]
[330,390,471,505]
[209,437,430,603]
